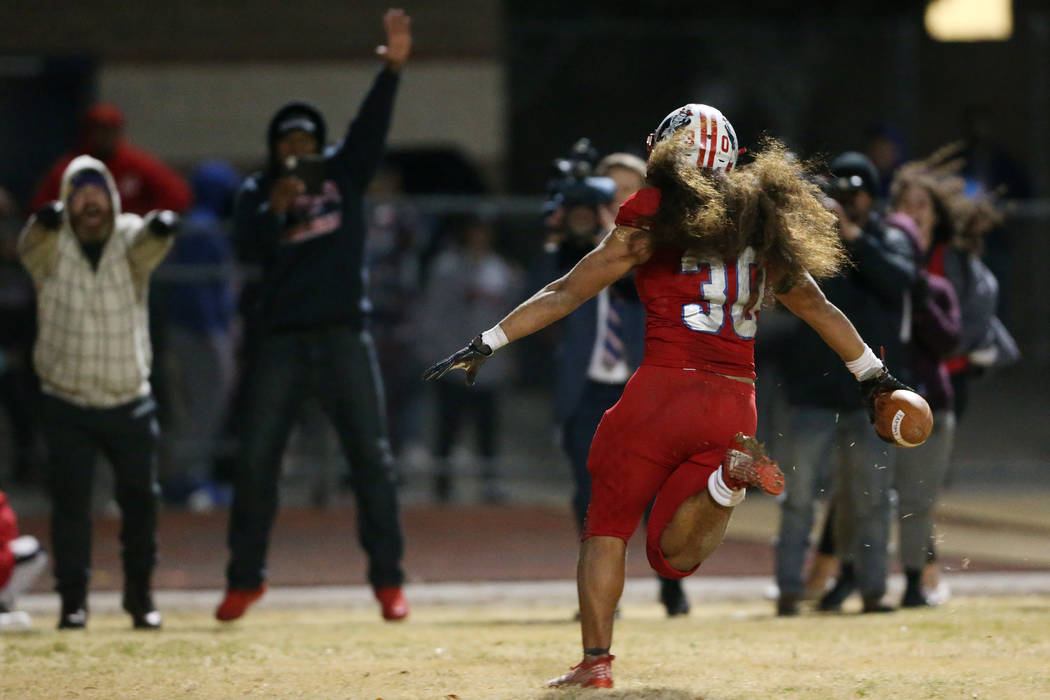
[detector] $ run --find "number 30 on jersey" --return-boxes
[681,247,764,339]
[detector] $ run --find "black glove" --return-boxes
[147,210,180,237]
[35,201,64,230]
[422,335,492,386]
[858,368,913,423]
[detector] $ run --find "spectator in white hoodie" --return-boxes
[19,155,178,630]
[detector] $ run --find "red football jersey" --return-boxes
[634,245,766,379]
[0,490,18,589]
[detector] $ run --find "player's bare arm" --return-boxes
[775,271,912,417]
[500,226,651,343]
[422,226,651,384]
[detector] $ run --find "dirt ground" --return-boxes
[3,596,1049,699]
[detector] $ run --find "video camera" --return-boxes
[542,138,618,267]
[543,138,616,215]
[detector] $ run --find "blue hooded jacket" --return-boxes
[166,160,239,334]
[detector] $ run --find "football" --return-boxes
[874,390,933,447]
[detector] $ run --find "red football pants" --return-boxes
[582,365,757,578]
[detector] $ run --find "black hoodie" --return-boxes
[233,68,399,331]
[781,212,918,410]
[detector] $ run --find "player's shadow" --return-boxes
[539,688,698,699]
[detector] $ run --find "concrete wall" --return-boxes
[2,1,509,185]
[98,59,506,171]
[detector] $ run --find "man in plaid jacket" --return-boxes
[19,154,178,630]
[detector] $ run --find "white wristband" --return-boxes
[481,325,509,352]
[845,345,884,381]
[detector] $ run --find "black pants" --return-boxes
[225,326,404,589]
[434,381,499,461]
[562,381,627,533]
[562,379,680,595]
[0,364,40,484]
[38,393,160,603]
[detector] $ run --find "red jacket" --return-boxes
[0,490,18,589]
[31,142,191,216]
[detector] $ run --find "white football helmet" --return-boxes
[646,104,740,173]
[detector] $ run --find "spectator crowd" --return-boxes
[0,23,1026,629]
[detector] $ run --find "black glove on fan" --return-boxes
[35,201,64,229]
[147,210,180,237]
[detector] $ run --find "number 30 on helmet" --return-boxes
[646,104,741,173]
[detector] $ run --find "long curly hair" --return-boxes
[644,134,846,291]
[889,142,1003,255]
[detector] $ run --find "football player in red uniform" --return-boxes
[425,104,909,689]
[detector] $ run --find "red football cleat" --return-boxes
[215,583,267,622]
[375,586,409,621]
[722,433,785,496]
[545,654,615,689]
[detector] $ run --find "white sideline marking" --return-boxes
[16,572,1050,615]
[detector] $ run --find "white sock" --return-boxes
[708,466,746,507]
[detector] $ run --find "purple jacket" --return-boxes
[885,212,962,412]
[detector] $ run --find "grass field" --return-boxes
[2,596,1049,699]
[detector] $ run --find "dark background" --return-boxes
[0,1,1046,483]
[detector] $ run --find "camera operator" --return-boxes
[539,141,688,617]
[775,152,918,615]
[541,141,616,267]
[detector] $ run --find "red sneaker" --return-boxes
[374,586,409,621]
[723,433,785,496]
[545,654,615,689]
[215,583,267,622]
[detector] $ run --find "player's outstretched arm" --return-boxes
[776,272,911,419]
[499,227,650,344]
[422,226,651,384]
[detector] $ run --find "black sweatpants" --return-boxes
[562,381,626,533]
[225,326,404,590]
[434,381,499,461]
[38,393,160,604]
